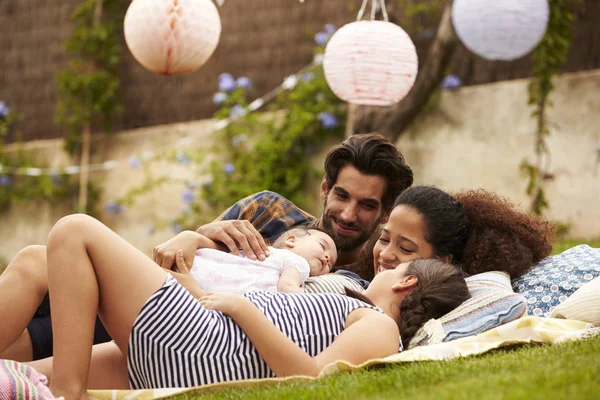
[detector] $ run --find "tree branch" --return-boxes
[351,0,459,142]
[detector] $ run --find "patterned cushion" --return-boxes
[408,271,527,348]
[512,245,600,317]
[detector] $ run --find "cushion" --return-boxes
[0,359,60,399]
[551,276,600,325]
[408,271,527,348]
[512,245,600,317]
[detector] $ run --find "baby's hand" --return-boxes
[198,292,250,316]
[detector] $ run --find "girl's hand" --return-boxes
[198,292,250,316]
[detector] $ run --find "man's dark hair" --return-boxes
[323,133,413,210]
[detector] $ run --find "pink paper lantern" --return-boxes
[323,21,418,106]
[124,0,221,76]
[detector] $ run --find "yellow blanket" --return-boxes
[88,317,597,400]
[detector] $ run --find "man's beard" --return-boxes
[322,212,380,253]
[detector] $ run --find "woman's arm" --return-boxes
[200,293,399,377]
[153,230,226,269]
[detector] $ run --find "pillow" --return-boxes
[408,271,527,349]
[0,359,60,399]
[550,276,600,325]
[512,245,600,317]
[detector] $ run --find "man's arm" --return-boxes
[277,267,304,293]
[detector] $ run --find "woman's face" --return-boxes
[372,205,436,276]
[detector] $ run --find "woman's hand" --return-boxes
[168,250,205,298]
[198,292,251,317]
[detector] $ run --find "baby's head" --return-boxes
[273,227,337,276]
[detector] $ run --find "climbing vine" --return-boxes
[117,25,346,233]
[55,0,123,212]
[521,0,577,215]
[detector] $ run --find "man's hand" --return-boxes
[153,230,203,270]
[197,220,269,261]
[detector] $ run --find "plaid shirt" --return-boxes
[215,190,318,246]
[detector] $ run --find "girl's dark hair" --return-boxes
[324,133,413,211]
[453,190,554,278]
[394,186,470,263]
[346,259,469,349]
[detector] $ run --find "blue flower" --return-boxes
[129,156,141,169]
[314,31,330,46]
[324,24,337,34]
[236,76,252,90]
[223,163,235,175]
[0,175,11,187]
[0,102,10,118]
[50,171,61,184]
[440,75,462,90]
[146,224,155,235]
[176,151,190,165]
[218,74,237,92]
[171,223,183,234]
[104,200,124,215]
[213,92,228,105]
[218,73,234,82]
[182,188,195,204]
[230,104,246,119]
[318,112,338,129]
[302,72,314,82]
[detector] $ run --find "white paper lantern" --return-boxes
[323,21,418,106]
[124,0,221,76]
[452,0,550,61]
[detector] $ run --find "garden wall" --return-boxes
[0,68,599,264]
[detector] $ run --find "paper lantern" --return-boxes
[124,0,221,76]
[323,21,418,106]
[452,0,550,61]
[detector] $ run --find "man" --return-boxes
[0,133,413,362]
[154,132,413,272]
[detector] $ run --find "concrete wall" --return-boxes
[397,69,600,238]
[1,69,599,264]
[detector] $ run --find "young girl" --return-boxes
[36,212,468,399]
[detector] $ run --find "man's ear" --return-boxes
[392,275,418,293]
[320,177,328,201]
[284,235,296,248]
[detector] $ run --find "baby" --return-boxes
[189,226,337,294]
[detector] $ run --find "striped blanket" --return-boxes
[0,360,61,400]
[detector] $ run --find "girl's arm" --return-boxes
[200,293,399,377]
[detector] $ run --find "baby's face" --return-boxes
[290,231,337,276]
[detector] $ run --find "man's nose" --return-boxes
[340,203,358,223]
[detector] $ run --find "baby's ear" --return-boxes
[283,235,296,248]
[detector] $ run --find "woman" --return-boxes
[355,186,554,281]
[21,212,468,399]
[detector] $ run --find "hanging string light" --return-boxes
[452,0,550,61]
[323,0,418,106]
[124,0,222,75]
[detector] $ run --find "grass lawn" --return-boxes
[182,336,600,400]
[173,239,600,400]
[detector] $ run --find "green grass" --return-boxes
[176,336,600,400]
[552,239,600,255]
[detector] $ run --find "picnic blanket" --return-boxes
[86,316,597,400]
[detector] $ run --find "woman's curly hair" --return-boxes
[453,189,554,278]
